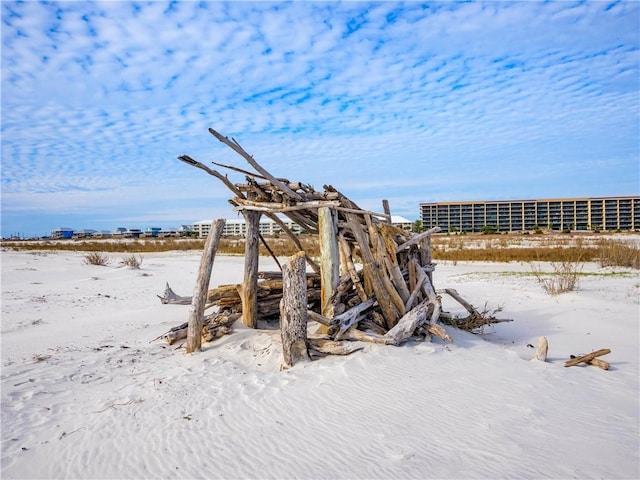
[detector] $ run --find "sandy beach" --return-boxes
[1,249,638,479]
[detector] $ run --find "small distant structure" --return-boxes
[92,230,113,238]
[113,227,128,237]
[144,227,162,237]
[390,215,413,231]
[192,215,302,239]
[51,227,74,239]
[73,229,97,239]
[159,227,179,237]
[177,225,193,235]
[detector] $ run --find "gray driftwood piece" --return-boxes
[384,300,434,345]
[157,283,192,305]
[530,336,549,361]
[318,206,340,323]
[186,219,226,354]
[280,251,310,369]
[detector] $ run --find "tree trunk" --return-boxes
[241,210,261,328]
[318,206,340,333]
[186,219,226,353]
[280,251,310,369]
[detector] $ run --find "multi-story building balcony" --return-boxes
[420,196,639,233]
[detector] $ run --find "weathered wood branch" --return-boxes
[345,213,400,329]
[177,155,245,198]
[263,212,321,274]
[384,300,432,345]
[565,349,610,367]
[338,233,368,302]
[209,128,304,201]
[396,227,441,252]
[308,338,365,356]
[334,298,376,339]
[157,283,192,305]
[160,310,239,345]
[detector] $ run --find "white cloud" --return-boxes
[2,1,638,236]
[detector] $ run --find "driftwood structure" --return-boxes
[157,128,510,366]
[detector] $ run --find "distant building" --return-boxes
[159,227,179,237]
[73,229,97,238]
[192,216,302,239]
[420,196,640,233]
[51,227,74,239]
[390,215,413,231]
[144,227,162,237]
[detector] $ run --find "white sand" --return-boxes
[1,249,638,479]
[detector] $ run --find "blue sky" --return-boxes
[2,1,639,238]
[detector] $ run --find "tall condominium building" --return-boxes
[420,196,640,233]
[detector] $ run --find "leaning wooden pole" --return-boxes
[280,251,310,369]
[186,219,226,353]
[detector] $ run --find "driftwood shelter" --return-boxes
[157,128,509,368]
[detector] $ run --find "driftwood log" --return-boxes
[565,349,611,368]
[186,219,225,353]
[280,252,310,368]
[530,336,548,362]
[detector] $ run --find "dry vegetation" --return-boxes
[83,252,111,266]
[4,232,639,270]
[119,254,143,269]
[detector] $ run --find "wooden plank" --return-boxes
[564,349,611,367]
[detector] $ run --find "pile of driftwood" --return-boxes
[156,128,509,367]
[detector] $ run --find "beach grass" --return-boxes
[3,233,638,268]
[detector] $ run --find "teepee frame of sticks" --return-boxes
[156,128,511,366]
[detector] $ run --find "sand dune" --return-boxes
[1,250,638,479]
